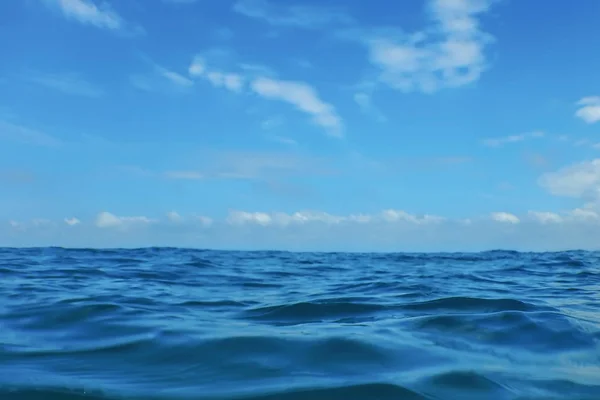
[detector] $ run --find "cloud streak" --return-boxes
[157,67,194,88]
[122,150,334,182]
[51,0,123,30]
[250,77,343,137]
[0,121,63,147]
[25,72,103,97]
[232,0,354,29]
[482,131,544,147]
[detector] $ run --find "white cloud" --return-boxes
[64,217,81,226]
[26,72,103,97]
[250,77,342,136]
[568,207,600,221]
[166,211,183,223]
[225,209,447,227]
[188,56,206,77]
[380,209,445,224]
[187,56,245,93]
[227,211,273,226]
[0,121,62,147]
[482,131,544,147]
[96,211,155,229]
[165,211,214,226]
[527,211,562,224]
[206,71,244,92]
[51,0,123,30]
[232,0,353,29]
[363,0,495,93]
[538,159,600,199]
[490,212,520,224]
[575,96,600,124]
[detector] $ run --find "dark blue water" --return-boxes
[1,248,599,400]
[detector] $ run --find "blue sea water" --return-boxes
[0,248,599,400]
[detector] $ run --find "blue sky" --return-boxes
[1,0,600,251]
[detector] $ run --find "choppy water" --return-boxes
[1,248,599,399]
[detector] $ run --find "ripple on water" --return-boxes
[0,248,599,400]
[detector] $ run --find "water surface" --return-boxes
[1,248,599,399]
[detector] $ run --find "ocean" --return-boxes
[0,247,599,399]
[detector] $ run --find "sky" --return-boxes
[1,0,600,251]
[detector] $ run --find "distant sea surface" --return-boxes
[1,248,599,400]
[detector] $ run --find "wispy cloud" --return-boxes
[50,0,123,30]
[25,72,103,97]
[524,152,550,169]
[575,96,600,124]
[0,121,62,147]
[157,67,194,88]
[353,92,386,122]
[358,0,496,93]
[131,64,193,93]
[250,77,343,137]
[187,55,343,136]
[126,150,334,182]
[261,116,285,130]
[188,56,244,93]
[232,0,354,29]
[482,131,544,147]
[270,135,298,146]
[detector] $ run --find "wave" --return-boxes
[241,301,388,324]
[1,248,599,400]
[400,296,549,313]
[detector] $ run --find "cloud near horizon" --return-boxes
[5,207,600,251]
